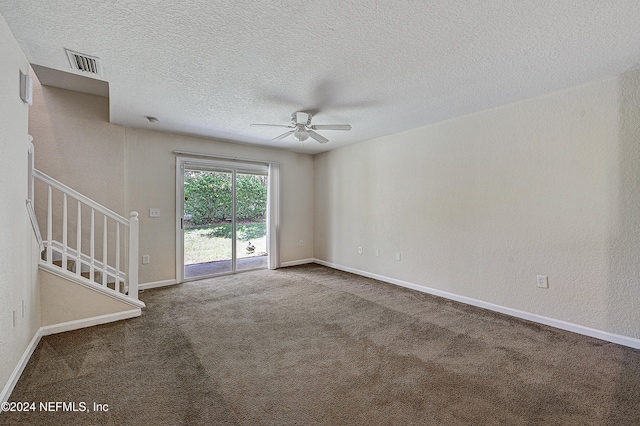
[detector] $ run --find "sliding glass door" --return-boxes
[178,159,269,281]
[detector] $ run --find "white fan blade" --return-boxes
[251,123,293,128]
[272,130,295,142]
[308,130,329,144]
[310,124,352,131]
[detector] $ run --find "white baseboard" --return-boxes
[280,258,315,267]
[40,309,141,336]
[1,329,42,405]
[313,259,640,350]
[139,279,178,290]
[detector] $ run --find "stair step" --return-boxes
[53,259,76,272]
[107,281,126,293]
[81,271,102,282]
[80,271,125,293]
[42,247,128,295]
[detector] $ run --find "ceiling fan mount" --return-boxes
[251,111,351,144]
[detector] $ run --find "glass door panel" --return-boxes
[235,172,268,272]
[183,169,233,279]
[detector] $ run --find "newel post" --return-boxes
[128,211,139,299]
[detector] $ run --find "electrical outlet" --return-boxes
[299,240,303,247]
[358,247,363,254]
[537,275,548,289]
[142,255,150,264]
[149,208,160,217]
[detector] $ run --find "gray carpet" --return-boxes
[3,264,640,425]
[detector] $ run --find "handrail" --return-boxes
[33,169,129,225]
[26,199,44,252]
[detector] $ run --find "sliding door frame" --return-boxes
[175,156,276,283]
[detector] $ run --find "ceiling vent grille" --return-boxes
[65,49,102,75]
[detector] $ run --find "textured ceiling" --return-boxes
[2,1,640,154]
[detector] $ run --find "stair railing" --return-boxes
[33,169,139,300]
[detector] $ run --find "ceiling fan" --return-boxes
[251,111,351,144]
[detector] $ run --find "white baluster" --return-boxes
[46,185,52,263]
[76,202,82,276]
[90,209,95,282]
[62,194,68,270]
[115,223,121,293]
[128,212,139,299]
[102,215,108,286]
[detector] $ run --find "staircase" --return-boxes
[32,167,144,309]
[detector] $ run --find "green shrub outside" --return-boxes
[184,171,267,225]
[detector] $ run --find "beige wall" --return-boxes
[39,270,135,326]
[0,14,41,397]
[29,82,126,262]
[29,84,125,213]
[125,128,314,283]
[314,70,640,340]
[28,80,315,285]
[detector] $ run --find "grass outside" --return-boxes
[184,222,267,265]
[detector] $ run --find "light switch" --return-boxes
[20,71,33,105]
[537,275,548,289]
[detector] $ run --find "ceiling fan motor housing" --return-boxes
[292,111,312,126]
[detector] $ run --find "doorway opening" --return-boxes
[176,157,275,282]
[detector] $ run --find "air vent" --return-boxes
[65,49,102,75]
